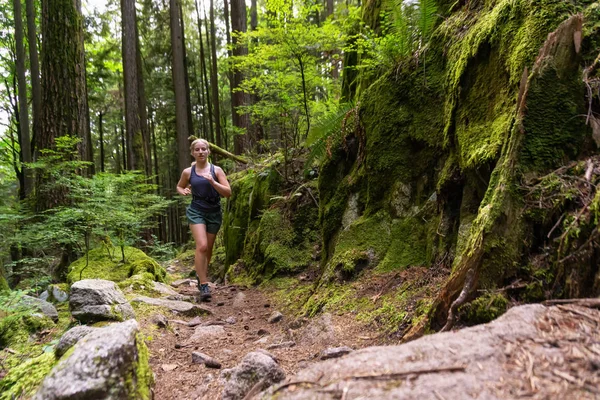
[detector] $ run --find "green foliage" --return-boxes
[349,0,439,78]
[459,292,509,324]
[8,138,172,282]
[305,102,356,171]
[233,1,348,145]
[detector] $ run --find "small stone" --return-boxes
[151,314,169,328]
[188,317,204,327]
[225,317,237,325]
[319,346,353,360]
[266,341,296,350]
[257,329,270,336]
[268,311,284,324]
[255,348,278,362]
[201,320,226,327]
[161,364,178,372]
[191,352,222,369]
[186,325,226,343]
[170,320,189,326]
[232,292,247,308]
[170,278,193,288]
[254,336,269,344]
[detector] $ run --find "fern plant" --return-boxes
[304,102,356,171]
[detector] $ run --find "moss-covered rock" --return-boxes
[67,246,166,284]
[0,352,57,400]
[459,292,509,324]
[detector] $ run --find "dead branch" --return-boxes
[441,267,476,332]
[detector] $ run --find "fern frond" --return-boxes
[306,102,355,146]
[417,0,438,39]
[305,102,355,170]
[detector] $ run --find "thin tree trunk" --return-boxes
[99,111,105,172]
[25,0,41,160]
[298,55,310,138]
[179,1,195,138]
[13,0,32,197]
[209,0,222,149]
[170,0,192,174]
[250,0,257,31]
[74,0,93,174]
[114,125,122,173]
[135,28,152,176]
[120,121,127,170]
[195,0,213,142]
[230,0,250,154]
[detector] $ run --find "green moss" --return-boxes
[223,165,284,270]
[261,277,315,316]
[0,275,9,292]
[126,334,153,400]
[67,246,166,284]
[377,217,432,272]
[0,352,57,399]
[459,292,509,324]
[119,273,159,296]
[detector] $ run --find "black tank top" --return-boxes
[190,164,221,212]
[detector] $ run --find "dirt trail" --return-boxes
[139,270,379,400]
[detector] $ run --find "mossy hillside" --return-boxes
[243,206,317,280]
[223,164,283,269]
[359,58,444,216]
[67,246,166,284]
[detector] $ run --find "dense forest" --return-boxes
[1,0,600,397]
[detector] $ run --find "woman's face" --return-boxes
[192,142,210,159]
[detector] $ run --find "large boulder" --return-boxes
[39,284,69,303]
[20,295,59,323]
[221,351,285,400]
[260,304,600,399]
[54,325,97,357]
[69,279,135,323]
[34,320,153,400]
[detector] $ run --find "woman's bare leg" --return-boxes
[206,233,217,266]
[190,224,209,283]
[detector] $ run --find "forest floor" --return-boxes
[138,261,382,400]
[136,261,600,400]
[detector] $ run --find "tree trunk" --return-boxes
[209,0,222,150]
[13,0,32,198]
[195,0,214,143]
[135,28,152,176]
[230,0,250,154]
[39,0,88,209]
[99,111,105,172]
[179,1,195,139]
[25,0,41,160]
[171,0,192,174]
[114,125,122,173]
[250,0,257,31]
[121,0,144,171]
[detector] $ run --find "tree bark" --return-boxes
[135,28,152,176]
[13,0,32,198]
[230,0,250,154]
[209,0,222,149]
[170,0,192,173]
[99,111,105,172]
[179,1,195,139]
[195,0,214,143]
[39,0,88,209]
[25,0,41,159]
[121,0,145,171]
